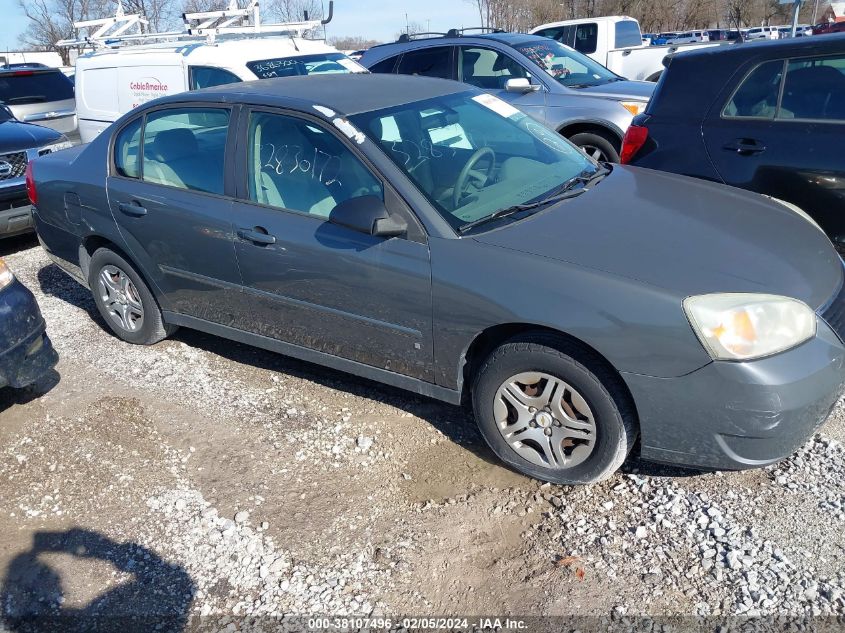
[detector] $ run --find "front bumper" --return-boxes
[0,281,58,389]
[624,319,845,470]
[0,184,34,237]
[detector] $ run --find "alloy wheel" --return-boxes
[494,372,597,469]
[97,265,144,333]
[580,144,607,162]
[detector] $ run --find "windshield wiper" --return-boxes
[457,166,611,235]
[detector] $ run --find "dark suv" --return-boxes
[622,35,845,252]
[0,105,71,237]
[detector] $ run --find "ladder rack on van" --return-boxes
[57,0,333,49]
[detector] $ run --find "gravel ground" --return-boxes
[1,235,844,631]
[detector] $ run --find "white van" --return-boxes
[75,37,366,143]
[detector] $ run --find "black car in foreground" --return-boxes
[0,105,71,237]
[0,257,57,389]
[622,34,845,252]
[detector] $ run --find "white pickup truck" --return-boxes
[531,16,724,81]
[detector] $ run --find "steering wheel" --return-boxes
[453,147,496,210]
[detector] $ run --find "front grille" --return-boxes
[0,151,27,181]
[821,281,845,343]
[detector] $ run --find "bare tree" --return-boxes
[17,0,111,64]
[329,35,381,50]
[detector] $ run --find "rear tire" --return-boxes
[568,131,620,163]
[471,335,637,484]
[88,248,175,345]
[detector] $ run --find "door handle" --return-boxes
[118,201,147,217]
[723,139,767,155]
[237,227,277,245]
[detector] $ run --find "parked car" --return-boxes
[74,37,367,143]
[530,17,723,81]
[746,26,780,40]
[0,105,72,237]
[0,257,58,389]
[30,74,845,484]
[667,30,710,43]
[813,21,845,35]
[621,35,845,253]
[652,32,678,45]
[0,66,76,137]
[360,32,653,162]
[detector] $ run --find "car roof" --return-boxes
[673,31,845,62]
[151,73,472,117]
[362,32,555,61]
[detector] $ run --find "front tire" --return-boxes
[472,336,637,484]
[88,248,175,345]
[568,131,620,163]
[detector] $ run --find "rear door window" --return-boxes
[780,54,845,121]
[114,117,143,179]
[614,20,643,48]
[0,70,74,105]
[723,60,784,119]
[573,23,598,54]
[141,107,230,195]
[397,47,453,79]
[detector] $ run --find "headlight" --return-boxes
[684,293,816,360]
[39,138,73,155]
[763,195,825,234]
[620,101,647,116]
[0,259,15,289]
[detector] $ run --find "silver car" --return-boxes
[0,66,77,138]
[360,32,654,162]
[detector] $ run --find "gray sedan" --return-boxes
[360,32,654,162]
[30,75,845,484]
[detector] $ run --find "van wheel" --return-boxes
[568,131,620,163]
[471,335,637,485]
[88,248,176,345]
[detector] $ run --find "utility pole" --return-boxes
[812,0,820,24]
[790,0,802,36]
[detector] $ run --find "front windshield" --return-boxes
[513,39,618,87]
[246,53,367,79]
[350,91,595,232]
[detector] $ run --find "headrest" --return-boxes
[151,128,198,162]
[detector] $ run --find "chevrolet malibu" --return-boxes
[29,75,845,484]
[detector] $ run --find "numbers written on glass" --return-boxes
[252,59,299,75]
[260,143,343,187]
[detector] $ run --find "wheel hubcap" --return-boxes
[581,145,606,162]
[494,372,597,470]
[97,265,144,333]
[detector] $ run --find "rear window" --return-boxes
[247,53,365,79]
[0,70,74,105]
[615,20,643,48]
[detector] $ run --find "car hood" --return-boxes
[0,119,62,153]
[473,166,842,310]
[568,79,655,101]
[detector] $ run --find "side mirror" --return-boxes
[329,195,407,238]
[505,78,539,93]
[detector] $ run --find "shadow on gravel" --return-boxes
[0,369,60,413]
[1,528,195,633]
[0,234,38,258]
[176,327,501,465]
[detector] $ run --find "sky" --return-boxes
[1,0,483,49]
